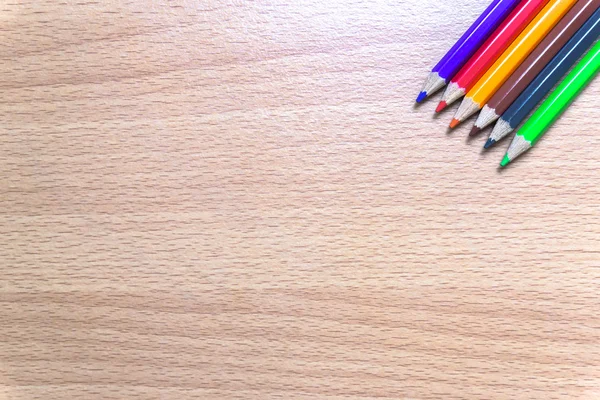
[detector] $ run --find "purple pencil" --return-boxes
[417,0,521,103]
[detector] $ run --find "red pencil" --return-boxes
[436,0,549,113]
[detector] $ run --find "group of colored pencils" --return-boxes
[417,0,600,167]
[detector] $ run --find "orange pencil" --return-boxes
[437,0,549,112]
[450,0,578,128]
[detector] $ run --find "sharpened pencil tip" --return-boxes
[416,92,427,103]
[435,101,447,113]
[449,118,460,129]
[469,126,481,137]
[500,154,510,168]
[483,138,495,149]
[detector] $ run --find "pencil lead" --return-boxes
[500,154,511,168]
[483,138,496,149]
[449,118,460,129]
[416,91,427,104]
[435,101,447,113]
[469,126,481,137]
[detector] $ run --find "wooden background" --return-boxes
[2,1,600,399]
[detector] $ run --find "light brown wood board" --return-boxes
[1,1,600,399]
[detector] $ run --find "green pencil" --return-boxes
[500,39,600,167]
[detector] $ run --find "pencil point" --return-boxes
[449,118,460,129]
[500,154,510,168]
[469,126,481,137]
[435,101,447,113]
[416,91,427,104]
[453,97,481,126]
[483,138,496,149]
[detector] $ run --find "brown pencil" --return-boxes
[470,0,600,136]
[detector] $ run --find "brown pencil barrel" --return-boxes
[485,0,600,115]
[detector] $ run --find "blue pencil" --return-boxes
[485,6,600,148]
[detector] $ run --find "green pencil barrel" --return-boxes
[520,40,600,146]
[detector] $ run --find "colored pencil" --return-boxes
[449,0,577,128]
[437,0,548,113]
[500,40,600,167]
[486,8,600,148]
[416,0,521,103]
[472,0,600,136]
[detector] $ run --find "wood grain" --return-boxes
[1,1,600,399]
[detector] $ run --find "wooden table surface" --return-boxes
[2,1,600,399]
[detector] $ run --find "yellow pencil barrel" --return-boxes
[467,0,578,106]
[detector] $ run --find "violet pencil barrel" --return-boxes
[417,0,521,102]
[434,0,522,78]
